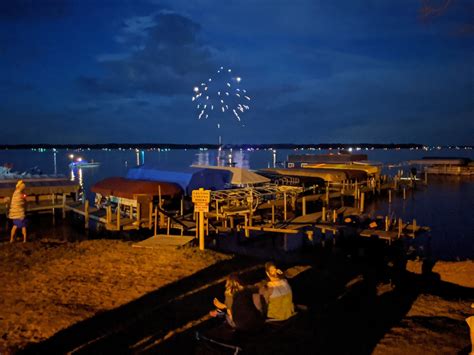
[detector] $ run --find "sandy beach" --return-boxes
[0,237,473,354]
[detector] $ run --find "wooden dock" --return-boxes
[62,171,429,251]
[132,235,195,249]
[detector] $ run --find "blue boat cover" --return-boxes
[126,166,232,195]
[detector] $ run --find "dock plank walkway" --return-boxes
[132,235,196,249]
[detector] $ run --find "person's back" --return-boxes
[9,189,26,220]
[231,288,264,333]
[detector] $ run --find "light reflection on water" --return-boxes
[0,148,472,259]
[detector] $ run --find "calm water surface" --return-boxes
[1,148,473,260]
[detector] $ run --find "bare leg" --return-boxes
[467,316,474,355]
[10,225,17,243]
[21,227,27,243]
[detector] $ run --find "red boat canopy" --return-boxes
[91,177,182,199]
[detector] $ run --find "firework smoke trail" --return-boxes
[192,67,251,128]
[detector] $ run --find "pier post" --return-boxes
[302,197,306,216]
[412,219,417,238]
[107,205,112,225]
[385,216,389,231]
[398,218,403,238]
[62,194,66,219]
[424,171,428,185]
[360,192,365,213]
[271,201,275,225]
[283,192,287,221]
[51,193,56,225]
[403,187,406,200]
[148,202,153,229]
[244,214,249,237]
[136,203,141,227]
[333,209,337,223]
[322,206,326,222]
[325,185,329,205]
[154,206,158,237]
[199,211,205,250]
[180,197,184,216]
[389,190,392,204]
[84,200,89,229]
[116,203,121,231]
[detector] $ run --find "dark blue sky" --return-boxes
[1,0,473,145]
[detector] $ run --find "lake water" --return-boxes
[1,148,473,260]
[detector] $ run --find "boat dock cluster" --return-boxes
[0,152,440,251]
[56,153,431,250]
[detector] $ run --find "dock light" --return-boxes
[193,86,199,92]
[77,157,82,162]
[69,154,74,159]
[236,77,241,83]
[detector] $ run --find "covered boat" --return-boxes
[190,165,270,186]
[126,166,233,195]
[91,177,182,200]
[259,168,348,184]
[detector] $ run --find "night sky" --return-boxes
[1,0,473,145]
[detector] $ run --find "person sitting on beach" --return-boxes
[210,273,265,333]
[259,262,295,321]
[210,272,243,319]
[9,180,27,243]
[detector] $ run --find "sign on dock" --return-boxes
[192,188,210,213]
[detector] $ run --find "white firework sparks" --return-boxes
[192,66,251,128]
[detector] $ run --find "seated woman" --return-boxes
[210,273,264,332]
[259,262,295,321]
[210,273,243,319]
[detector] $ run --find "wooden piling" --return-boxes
[148,202,153,229]
[136,202,141,226]
[107,205,112,225]
[322,206,326,222]
[360,192,365,213]
[388,189,392,204]
[271,201,275,225]
[283,192,287,221]
[332,209,337,223]
[116,203,121,230]
[154,206,158,237]
[302,196,307,216]
[84,200,89,229]
[398,218,403,238]
[244,214,249,237]
[62,194,66,219]
[385,216,389,231]
[403,187,406,200]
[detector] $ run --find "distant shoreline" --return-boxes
[0,143,472,150]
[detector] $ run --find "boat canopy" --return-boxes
[126,165,233,195]
[91,177,182,199]
[408,157,470,166]
[260,168,349,182]
[302,163,380,176]
[191,165,270,185]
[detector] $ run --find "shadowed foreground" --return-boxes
[4,239,470,355]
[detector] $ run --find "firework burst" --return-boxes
[192,66,251,128]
